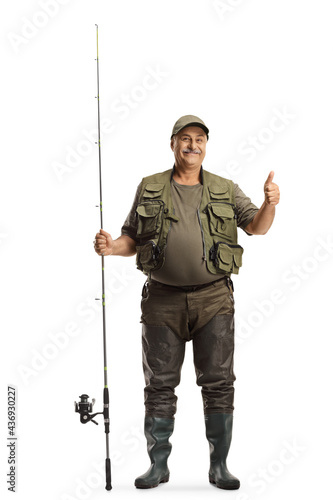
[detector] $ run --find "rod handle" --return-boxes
[103,387,110,433]
[105,458,112,490]
[103,387,109,405]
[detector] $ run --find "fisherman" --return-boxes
[94,115,280,490]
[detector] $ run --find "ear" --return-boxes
[170,137,175,152]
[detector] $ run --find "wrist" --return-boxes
[108,239,116,256]
[263,199,275,209]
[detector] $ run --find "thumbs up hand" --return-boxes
[264,171,280,206]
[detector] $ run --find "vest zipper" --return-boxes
[197,208,207,261]
[165,212,173,249]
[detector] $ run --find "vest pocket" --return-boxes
[208,185,229,200]
[207,202,237,242]
[210,242,243,274]
[136,202,163,238]
[136,240,160,273]
[142,183,165,199]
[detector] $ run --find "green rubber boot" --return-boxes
[135,416,174,489]
[205,413,240,490]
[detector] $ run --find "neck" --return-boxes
[172,162,202,185]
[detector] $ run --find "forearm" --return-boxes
[245,201,275,235]
[111,235,137,256]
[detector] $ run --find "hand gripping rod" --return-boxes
[74,24,112,492]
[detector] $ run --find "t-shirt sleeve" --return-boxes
[120,182,142,243]
[233,182,259,235]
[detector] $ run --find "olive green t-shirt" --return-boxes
[121,175,259,286]
[152,179,222,286]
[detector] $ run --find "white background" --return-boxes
[1,0,332,499]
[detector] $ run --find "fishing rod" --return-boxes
[74,24,112,492]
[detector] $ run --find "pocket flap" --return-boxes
[143,183,164,198]
[233,247,243,267]
[209,184,229,199]
[136,204,161,218]
[218,244,233,264]
[210,204,234,219]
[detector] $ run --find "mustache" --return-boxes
[182,148,201,154]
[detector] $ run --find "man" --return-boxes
[94,115,280,490]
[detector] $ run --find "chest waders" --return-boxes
[74,25,112,492]
[134,170,241,490]
[134,168,244,279]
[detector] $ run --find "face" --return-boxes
[171,126,207,168]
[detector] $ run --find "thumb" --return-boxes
[99,228,111,238]
[265,171,274,185]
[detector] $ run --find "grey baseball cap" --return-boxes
[171,115,209,140]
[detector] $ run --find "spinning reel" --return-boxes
[74,394,103,425]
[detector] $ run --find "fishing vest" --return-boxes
[135,167,244,277]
